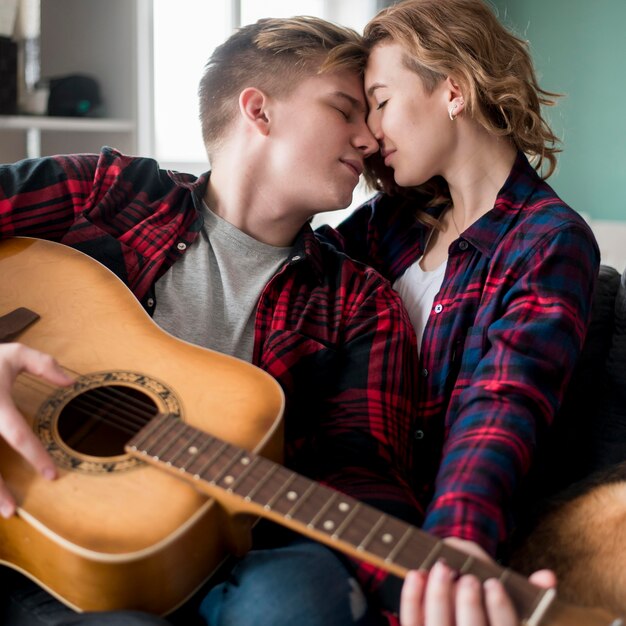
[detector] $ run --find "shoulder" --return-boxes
[93,147,200,197]
[507,180,599,258]
[315,235,409,313]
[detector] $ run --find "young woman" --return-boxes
[322,0,599,577]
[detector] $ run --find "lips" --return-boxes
[381,149,396,166]
[341,159,363,179]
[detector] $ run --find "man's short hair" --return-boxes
[198,16,365,158]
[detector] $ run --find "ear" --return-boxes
[444,75,466,120]
[238,87,271,136]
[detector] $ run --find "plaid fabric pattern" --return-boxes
[1,148,425,610]
[319,151,600,554]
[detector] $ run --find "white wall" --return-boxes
[589,220,626,273]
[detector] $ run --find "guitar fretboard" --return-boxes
[126,414,555,624]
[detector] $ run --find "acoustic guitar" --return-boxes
[0,237,621,625]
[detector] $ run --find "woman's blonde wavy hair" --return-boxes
[363,0,562,204]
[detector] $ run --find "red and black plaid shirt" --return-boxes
[1,147,423,608]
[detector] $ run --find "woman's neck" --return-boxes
[444,131,517,232]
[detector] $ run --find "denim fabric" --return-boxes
[200,538,386,626]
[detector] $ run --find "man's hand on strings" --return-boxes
[0,343,73,517]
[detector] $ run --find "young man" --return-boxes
[0,16,421,626]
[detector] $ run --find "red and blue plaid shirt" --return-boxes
[0,147,424,602]
[320,151,600,555]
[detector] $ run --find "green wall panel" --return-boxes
[491,0,625,221]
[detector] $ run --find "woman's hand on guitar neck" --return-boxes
[400,564,556,626]
[0,343,73,518]
[399,537,557,626]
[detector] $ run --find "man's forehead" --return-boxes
[304,70,367,107]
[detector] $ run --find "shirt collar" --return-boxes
[290,225,326,283]
[458,151,543,258]
[168,169,325,282]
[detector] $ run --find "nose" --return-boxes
[367,108,383,144]
[353,119,379,158]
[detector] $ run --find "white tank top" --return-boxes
[393,258,447,351]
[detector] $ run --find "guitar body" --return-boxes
[0,237,285,614]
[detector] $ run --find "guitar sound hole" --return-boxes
[57,385,158,458]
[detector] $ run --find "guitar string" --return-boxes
[14,384,152,437]
[15,377,157,427]
[17,373,158,426]
[15,372,160,435]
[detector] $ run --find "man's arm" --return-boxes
[0,154,99,240]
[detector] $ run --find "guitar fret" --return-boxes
[357,514,387,552]
[245,463,280,502]
[437,542,483,572]
[270,474,314,515]
[263,471,296,508]
[134,415,177,458]
[385,525,415,563]
[525,588,557,626]
[192,440,230,479]
[161,424,200,466]
[149,418,182,459]
[419,540,442,570]
[362,515,413,564]
[227,455,260,491]
[235,461,293,508]
[167,428,203,467]
[208,448,244,485]
[284,482,316,519]
[289,486,338,529]
[459,555,475,575]
[180,435,213,471]
[496,568,550,624]
[307,491,339,529]
[183,437,224,475]
[128,413,168,451]
[332,502,361,539]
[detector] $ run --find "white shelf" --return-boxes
[0,115,134,132]
[0,0,138,162]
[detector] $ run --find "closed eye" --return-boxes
[376,100,388,111]
[334,107,350,120]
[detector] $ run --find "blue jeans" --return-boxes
[200,538,387,626]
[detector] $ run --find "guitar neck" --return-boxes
[126,414,619,626]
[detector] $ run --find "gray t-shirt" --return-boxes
[153,201,291,361]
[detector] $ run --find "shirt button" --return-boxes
[146,298,155,308]
[291,255,302,262]
[421,368,429,378]
[414,430,425,440]
[459,240,469,251]
[434,304,443,314]
[177,242,187,251]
